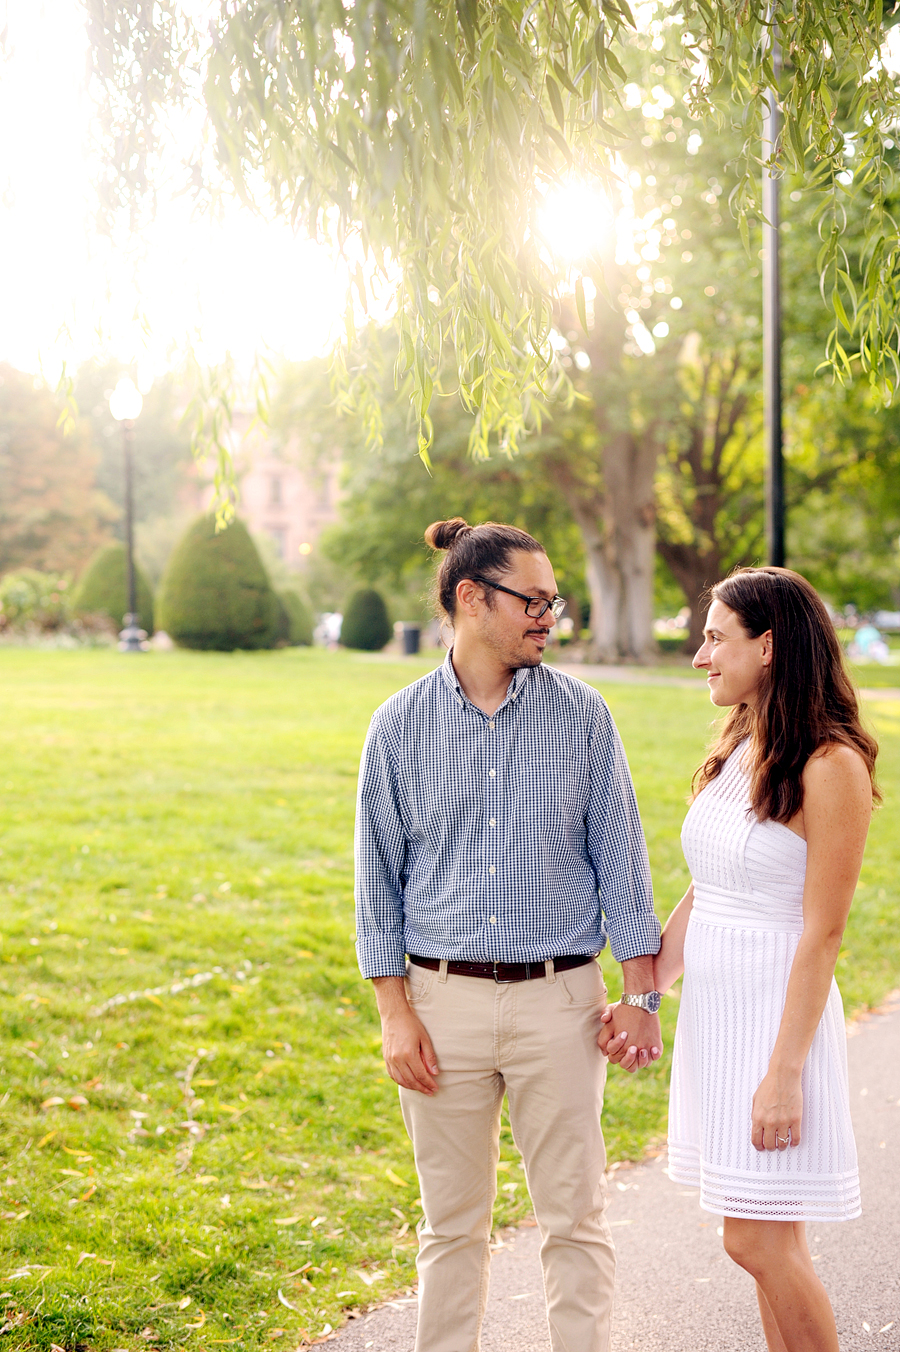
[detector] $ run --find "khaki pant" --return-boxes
[399,958,614,1352]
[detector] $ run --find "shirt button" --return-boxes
[489,769,496,778]
[488,865,496,875]
[489,915,498,924]
[489,818,496,827]
[488,720,495,730]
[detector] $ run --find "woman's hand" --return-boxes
[751,1068,803,1152]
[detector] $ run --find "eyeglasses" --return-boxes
[470,575,567,620]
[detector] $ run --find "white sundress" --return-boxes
[667,743,860,1222]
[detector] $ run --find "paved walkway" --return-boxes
[330,994,900,1350]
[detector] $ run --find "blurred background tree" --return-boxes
[0,363,116,576]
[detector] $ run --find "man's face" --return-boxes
[476,550,560,669]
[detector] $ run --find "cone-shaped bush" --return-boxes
[74,543,154,633]
[276,590,314,646]
[157,515,279,651]
[341,587,392,651]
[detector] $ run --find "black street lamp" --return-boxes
[762,26,786,567]
[108,377,146,652]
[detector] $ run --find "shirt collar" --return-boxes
[440,647,532,708]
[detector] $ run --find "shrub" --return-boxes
[276,590,314,646]
[157,515,280,651]
[341,587,392,651]
[0,569,73,632]
[74,544,154,633]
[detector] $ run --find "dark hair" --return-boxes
[693,566,879,821]
[424,517,546,619]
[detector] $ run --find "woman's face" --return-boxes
[693,598,772,709]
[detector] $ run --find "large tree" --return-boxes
[86,0,900,655]
[87,0,900,443]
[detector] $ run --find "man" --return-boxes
[355,517,662,1352]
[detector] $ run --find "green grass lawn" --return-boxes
[0,647,897,1350]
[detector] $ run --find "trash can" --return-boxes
[401,623,421,655]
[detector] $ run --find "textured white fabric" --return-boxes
[668,742,860,1222]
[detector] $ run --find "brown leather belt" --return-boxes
[408,953,597,984]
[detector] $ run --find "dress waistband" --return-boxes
[691,883,804,933]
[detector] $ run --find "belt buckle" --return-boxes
[493,961,529,983]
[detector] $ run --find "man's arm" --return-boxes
[598,955,662,1073]
[585,700,662,1073]
[355,715,409,979]
[372,977,439,1096]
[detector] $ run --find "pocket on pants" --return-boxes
[405,962,436,1006]
[556,961,606,1008]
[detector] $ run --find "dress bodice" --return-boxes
[681,742,807,930]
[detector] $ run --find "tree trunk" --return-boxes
[603,429,658,662]
[551,433,659,664]
[657,542,722,651]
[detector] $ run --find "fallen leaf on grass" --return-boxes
[62,1146,92,1159]
[35,1130,57,1148]
[60,1169,84,1178]
[265,1330,286,1339]
[79,1184,96,1202]
[1,1211,31,1223]
[385,1168,408,1188]
[40,1097,65,1110]
[194,1176,218,1186]
[178,1296,192,1310]
[194,1079,218,1087]
[184,1310,206,1330]
[273,1216,303,1227]
[354,1270,385,1287]
[277,1289,300,1312]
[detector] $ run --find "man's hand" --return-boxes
[598,1003,662,1074]
[372,975,439,1096]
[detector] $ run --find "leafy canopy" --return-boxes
[87,1,900,453]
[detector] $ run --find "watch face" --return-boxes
[646,991,661,1015]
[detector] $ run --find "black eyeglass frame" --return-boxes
[470,575,567,620]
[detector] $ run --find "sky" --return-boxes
[0,0,350,385]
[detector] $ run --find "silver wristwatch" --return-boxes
[620,990,662,1015]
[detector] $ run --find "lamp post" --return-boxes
[108,377,145,652]
[762,21,785,567]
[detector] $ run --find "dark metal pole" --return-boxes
[124,421,137,620]
[762,28,785,567]
[118,419,144,652]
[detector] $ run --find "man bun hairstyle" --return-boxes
[425,517,545,619]
[423,517,473,551]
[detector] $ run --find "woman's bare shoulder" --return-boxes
[803,743,872,800]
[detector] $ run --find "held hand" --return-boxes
[751,1068,803,1151]
[381,1008,440,1096]
[598,1003,663,1074]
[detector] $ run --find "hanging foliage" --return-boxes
[85,1,900,456]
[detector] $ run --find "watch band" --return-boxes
[620,990,662,1014]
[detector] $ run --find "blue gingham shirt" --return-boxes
[354,650,660,979]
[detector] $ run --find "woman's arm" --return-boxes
[653,882,695,993]
[751,744,872,1152]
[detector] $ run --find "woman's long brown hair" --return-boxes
[692,567,879,822]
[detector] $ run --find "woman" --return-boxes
[625,568,875,1351]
